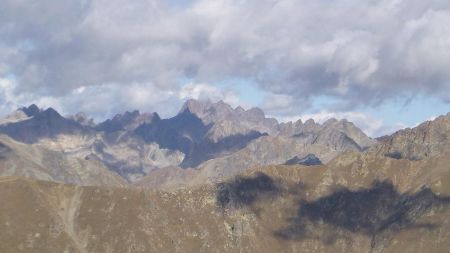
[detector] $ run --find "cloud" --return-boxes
[260,93,304,117]
[178,82,240,106]
[0,0,450,114]
[0,77,241,121]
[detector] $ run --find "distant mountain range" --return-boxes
[0,99,448,187]
[0,99,377,183]
[1,100,450,252]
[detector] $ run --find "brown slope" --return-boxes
[2,152,450,253]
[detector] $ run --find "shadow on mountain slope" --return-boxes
[215,173,450,250]
[216,172,281,209]
[181,131,267,168]
[135,110,211,154]
[0,107,90,143]
[275,180,450,249]
[136,110,265,168]
[0,141,13,159]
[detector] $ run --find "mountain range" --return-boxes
[0,99,376,184]
[1,99,449,252]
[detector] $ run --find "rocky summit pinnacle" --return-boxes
[20,104,41,117]
[96,110,159,132]
[179,99,279,140]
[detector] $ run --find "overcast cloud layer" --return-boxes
[1,0,450,136]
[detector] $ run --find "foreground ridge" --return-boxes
[1,157,450,253]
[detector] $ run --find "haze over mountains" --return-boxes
[1,99,450,253]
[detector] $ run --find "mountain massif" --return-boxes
[0,100,449,253]
[0,100,375,184]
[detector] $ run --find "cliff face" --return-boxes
[2,151,450,253]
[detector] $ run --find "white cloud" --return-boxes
[2,1,450,101]
[260,93,301,117]
[0,0,449,120]
[178,82,240,107]
[0,77,243,121]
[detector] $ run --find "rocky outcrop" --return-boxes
[181,99,279,140]
[372,113,450,160]
[96,110,159,132]
[279,118,375,151]
[284,154,322,166]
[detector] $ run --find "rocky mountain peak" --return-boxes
[0,106,89,143]
[20,104,41,117]
[116,110,140,120]
[97,110,159,132]
[179,99,235,123]
[245,107,266,120]
[40,107,62,119]
[235,105,245,113]
[304,118,316,125]
[211,100,234,116]
[179,99,212,116]
[284,154,322,166]
[302,119,320,132]
[294,118,303,125]
[178,99,279,139]
[323,118,339,126]
[321,118,375,149]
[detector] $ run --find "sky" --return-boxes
[0,0,450,137]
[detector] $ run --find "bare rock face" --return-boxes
[185,120,374,185]
[134,108,265,169]
[96,110,160,132]
[180,99,279,140]
[279,118,375,151]
[36,132,186,183]
[372,113,450,160]
[87,137,185,182]
[0,135,126,187]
